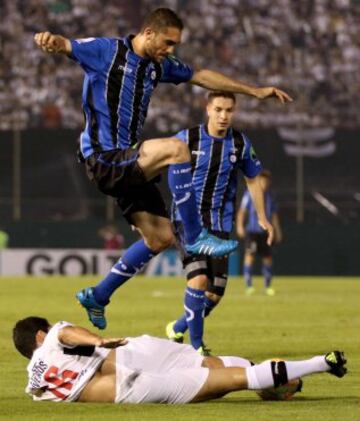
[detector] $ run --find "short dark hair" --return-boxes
[13,317,51,359]
[207,91,236,104]
[141,8,183,33]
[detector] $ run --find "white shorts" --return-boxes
[114,335,209,404]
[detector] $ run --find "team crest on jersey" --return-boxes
[229,153,237,163]
[151,70,157,80]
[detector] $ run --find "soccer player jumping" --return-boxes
[34,8,292,330]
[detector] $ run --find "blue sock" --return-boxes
[173,314,188,334]
[174,294,218,335]
[93,240,156,305]
[168,162,202,244]
[204,296,217,317]
[184,287,205,350]
[244,264,253,288]
[262,263,273,288]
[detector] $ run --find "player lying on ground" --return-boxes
[13,317,347,404]
[166,91,273,355]
[34,8,292,330]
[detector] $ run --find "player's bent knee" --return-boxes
[188,275,208,290]
[145,231,175,252]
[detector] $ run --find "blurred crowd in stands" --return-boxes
[0,0,359,132]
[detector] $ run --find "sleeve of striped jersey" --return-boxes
[70,37,113,72]
[174,129,187,142]
[239,134,263,178]
[160,56,194,85]
[240,191,251,210]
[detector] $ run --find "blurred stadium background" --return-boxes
[0,0,359,276]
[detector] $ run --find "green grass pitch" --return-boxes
[0,276,359,420]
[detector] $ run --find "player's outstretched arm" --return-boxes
[58,325,128,348]
[34,31,72,55]
[190,69,293,104]
[245,176,274,245]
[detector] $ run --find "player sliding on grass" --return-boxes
[34,8,292,330]
[13,317,347,404]
[166,91,273,355]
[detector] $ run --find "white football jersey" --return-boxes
[25,321,110,402]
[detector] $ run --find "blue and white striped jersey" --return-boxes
[240,190,278,233]
[70,36,193,159]
[173,124,262,232]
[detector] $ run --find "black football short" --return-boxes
[174,222,229,297]
[244,232,272,257]
[85,149,168,224]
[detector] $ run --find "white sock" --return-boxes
[246,356,328,390]
[246,361,273,389]
[219,356,253,368]
[285,356,329,379]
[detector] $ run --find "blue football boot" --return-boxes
[185,228,238,257]
[76,287,107,330]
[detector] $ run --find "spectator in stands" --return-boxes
[0,0,359,131]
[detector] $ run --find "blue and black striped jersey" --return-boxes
[173,124,262,233]
[70,36,193,159]
[240,190,278,233]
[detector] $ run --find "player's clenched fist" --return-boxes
[34,32,71,55]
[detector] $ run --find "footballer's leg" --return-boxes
[88,212,173,306]
[138,138,238,257]
[167,273,209,352]
[244,252,255,295]
[262,256,275,296]
[191,351,347,403]
[77,181,173,329]
[167,252,209,354]
[183,273,209,354]
[167,254,227,355]
[203,253,228,318]
[202,355,253,369]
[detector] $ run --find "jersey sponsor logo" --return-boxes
[118,65,133,74]
[172,167,191,174]
[75,38,96,44]
[174,192,191,205]
[192,150,205,156]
